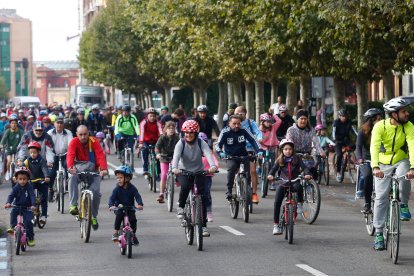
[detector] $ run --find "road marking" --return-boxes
[0,262,7,270]
[296,264,328,276]
[106,162,141,175]
[107,161,118,170]
[220,226,245,236]
[0,239,5,242]
[0,242,5,247]
[0,251,6,257]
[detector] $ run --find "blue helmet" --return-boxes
[114,165,132,177]
[8,114,18,122]
[39,110,48,116]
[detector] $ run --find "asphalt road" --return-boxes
[1,154,414,276]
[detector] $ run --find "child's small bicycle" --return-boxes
[111,205,140,259]
[9,205,32,255]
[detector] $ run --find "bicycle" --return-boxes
[180,170,208,251]
[119,137,133,170]
[111,205,140,259]
[355,161,375,236]
[333,145,357,184]
[32,179,46,229]
[259,148,275,198]
[147,145,158,193]
[54,153,67,214]
[7,206,32,255]
[224,155,254,223]
[10,153,16,187]
[161,156,175,212]
[316,147,330,186]
[76,171,99,243]
[381,174,406,264]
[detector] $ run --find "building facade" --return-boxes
[0,9,34,99]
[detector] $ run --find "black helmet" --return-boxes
[338,108,348,117]
[363,108,383,122]
[122,105,131,112]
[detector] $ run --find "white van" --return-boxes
[10,96,41,108]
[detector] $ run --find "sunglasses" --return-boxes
[56,121,63,124]
[35,129,43,132]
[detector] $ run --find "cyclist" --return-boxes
[114,105,140,169]
[155,121,180,203]
[194,105,220,147]
[42,116,53,133]
[267,139,312,235]
[1,115,24,181]
[0,113,7,137]
[160,106,169,120]
[87,104,106,136]
[270,96,284,115]
[71,108,89,137]
[132,105,145,125]
[233,106,262,203]
[332,108,358,182]
[67,125,108,230]
[160,108,185,133]
[355,108,383,213]
[173,120,217,237]
[139,108,162,177]
[215,115,261,201]
[47,116,73,202]
[222,103,238,128]
[25,115,35,132]
[371,98,414,250]
[276,105,295,140]
[23,141,50,225]
[4,167,36,247]
[109,165,143,244]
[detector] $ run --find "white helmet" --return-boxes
[279,138,294,149]
[383,97,410,113]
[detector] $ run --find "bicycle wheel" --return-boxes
[58,173,65,214]
[195,197,203,251]
[339,156,347,183]
[348,153,356,184]
[166,173,175,212]
[126,230,133,259]
[323,158,330,186]
[332,154,337,177]
[229,184,239,219]
[10,162,16,187]
[81,193,92,243]
[185,201,194,245]
[301,180,321,224]
[151,160,157,193]
[261,162,269,198]
[241,177,249,223]
[390,201,400,264]
[287,204,294,244]
[15,228,21,255]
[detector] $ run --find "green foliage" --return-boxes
[0,76,6,100]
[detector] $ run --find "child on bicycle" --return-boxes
[4,167,36,246]
[314,124,335,151]
[155,121,180,203]
[109,166,143,244]
[267,139,312,235]
[23,141,50,225]
[199,132,219,222]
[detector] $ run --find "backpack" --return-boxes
[117,116,134,128]
[180,138,203,157]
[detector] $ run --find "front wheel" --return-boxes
[81,193,92,243]
[287,204,294,244]
[241,177,249,223]
[301,180,321,224]
[126,230,133,259]
[15,228,21,255]
[185,204,194,245]
[58,173,65,214]
[390,201,400,264]
[261,162,269,198]
[195,197,203,251]
[166,173,175,212]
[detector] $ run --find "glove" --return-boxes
[219,152,226,159]
[115,134,122,140]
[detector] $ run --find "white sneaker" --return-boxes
[176,207,184,219]
[40,216,47,224]
[207,212,214,222]
[336,173,341,182]
[5,171,9,181]
[202,227,210,237]
[273,224,283,235]
[297,203,303,214]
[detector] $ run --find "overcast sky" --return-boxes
[2,0,80,61]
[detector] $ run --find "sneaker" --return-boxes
[225,192,232,201]
[336,172,342,182]
[27,239,36,247]
[207,212,214,222]
[270,183,277,191]
[40,216,47,224]
[157,194,165,203]
[361,203,371,213]
[374,233,385,250]
[296,203,303,214]
[5,171,9,181]
[6,227,14,234]
[273,224,283,235]
[176,207,184,219]
[69,205,79,216]
[252,193,259,204]
[133,235,139,246]
[48,190,55,202]
[112,233,119,242]
[400,204,411,221]
[202,227,210,237]
[92,217,99,230]
[143,172,149,179]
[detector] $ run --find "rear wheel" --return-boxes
[15,228,21,255]
[126,230,133,258]
[81,193,92,243]
[58,173,65,214]
[287,204,294,244]
[348,153,356,184]
[323,157,330,186]
[195,197,203,251]
[10,162,16,187]
[390,201,400,264]
[229,184,239,219]
[241,177,249,223]
[339,156,347,183]
[301,180,321,224]
[151,160,157,193]
[166,173,175,212]
[261,162,269,198]
[185,203,194,245]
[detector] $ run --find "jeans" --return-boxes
[69,174,101,217]
[49,155,68,191]
[273,181,303,224]
[373,159,411,231]
[141,142,160,174]
[10,208,34,240]
[33,181,48,217]
[226,158,250,194]
[114,210,137,233]
[177,174,208,227]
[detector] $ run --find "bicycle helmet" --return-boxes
[92,104,100,110]
[39,110,48,116]
[18,109,24,113]
[363,108,383,121]
[114,165,133,177]
[77,108,85,115]
[279,104,287,112]
[28,141,42,151]
[197,105,208,112]
[147,107,157,114]
[122,105,131,112]
[314,124,326,131]
[42,116,51,123]
[27,115,34,120]
[33,121,43,131]
[96,132,105,139]
[338,108,348,117]
[14,167,31,178]
[259,113,272,121]
[198,132,208,142]
[383,97,410,113]
[55,115,64,122]
[160,106,168,111]
[8,114,18,122]
[181,120,200,133]
[279,138,295,149]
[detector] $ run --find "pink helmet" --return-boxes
[198,132,208,142]
[314,124,326,131]
[259,113,272,121]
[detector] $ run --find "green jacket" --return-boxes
[370,118,414,168]
[1,128,24,153]
[114,114,140,136]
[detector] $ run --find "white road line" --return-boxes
[0,250,6,257]
[0,242,5,247]
[107,161,118,170]
[296,264,329,276]
[220,226,245,236]
[0,239,5,242]
[106,162,141,175]
[0,262,7,270]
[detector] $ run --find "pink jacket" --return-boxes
[260,115,282,149]
[202,151,219,177]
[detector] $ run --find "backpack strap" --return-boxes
[180,138,203,157]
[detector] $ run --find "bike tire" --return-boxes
[82,193,92,243]
[241,177,249,223]
[151,160,157,193]
[348,154,356,184]
[391,201,400,264]
[195,197,203,251]
[301,180,321,224]
[229,184,239,219]
[167,173,175,212]
[15,228,21,255]
[324,158,330,186]
[10,162,16,187]
[332,154,337,177]
[339,156,347,183]
[366,212,375,236]
[261,162,269,198]
[126,230,133,259]
[185,200,194,245]
[120,239,126,255]
[287,204,294,244]
[59,174,65,214]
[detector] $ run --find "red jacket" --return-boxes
[139,119,162,144]
[67,136,108,171]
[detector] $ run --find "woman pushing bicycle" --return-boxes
[267,139,312,235]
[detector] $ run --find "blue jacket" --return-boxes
[108,183,144,207]
[6,183,36,207]
[215,126,260,157]
[240,119,262,151]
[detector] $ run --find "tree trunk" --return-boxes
[355,79,368,128]
[218,82,227,128]
[198,87,206,105]
[286,79,299,115]
[270,79,278,107]
[300,76,311,109]
[227,82,234,105]
[333,77,346,120]
[255,80,264,121]
[193,88,199,108]
[233,81,242,105]
[383,72,394,102]
[163,86,172,109]
[146,93,152,108]
[244,81,255,120]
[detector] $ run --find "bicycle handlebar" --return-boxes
[223,155,256,161]
[76,171,100,176]
[111,205,141,211]
[179,170,210,176]
[7,205,33,212]
[56,152,67,157]
[378,175,408,181]
[274,176,304,183]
